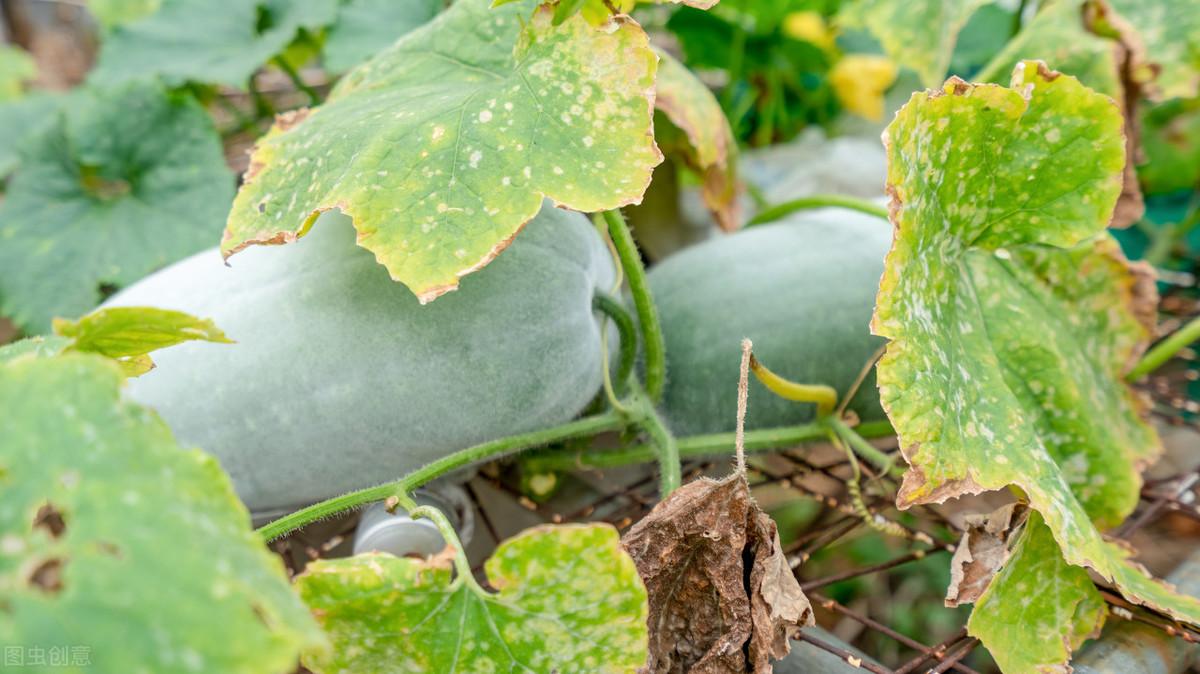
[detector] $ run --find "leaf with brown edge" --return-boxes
[944,502,1025,608]
[1106,0,1200,100]
[222,0,661,303]
[653,48,740,231]
[967,513,1108,673]
[296,523,648,673]
[837,0,988,88]
[875,60,1200,666]
[621,473,813,673]
[975,0,1150,227]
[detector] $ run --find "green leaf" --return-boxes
[947,3,1014,77]
[1140,99,1200,196]
[0,45,35,102]
[875,60,1200,667]
[973,0,1146,230]
[0,93,61,178]
[975,0,1122,99]
[0,82,233,334]
[0,353,327,671]
[838,0,988,88]
[222,0,660,303]
[91,0,338,88]
[653,48,739,230]
[323,0,440,73]
[968,514,1107,674]
[88,0,162,30]
[0,335,70,365]
[538,0,717,27]
[1107,0,1200,99]
[52,306,232,376]
[296,523,648,673]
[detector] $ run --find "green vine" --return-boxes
[1128,315,1200,381]
[257,411,625,541]
[592,291,637,397]
[747,194,889,227]
[629,389,681,495]
[522,418,896,472]
[603,208,667,403]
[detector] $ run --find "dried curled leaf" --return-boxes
[223,0,661,303]
[875,60,1200,668]
[653,48,739,231]
[968,514,1108,674]
[945,503,1024,608]
[622,474,813,673]
[1106,0,1200,100]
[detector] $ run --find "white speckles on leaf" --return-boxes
[874,60,1200,669]
[296,523,648,673]
[0,354,326,671]
[222,0,660,301]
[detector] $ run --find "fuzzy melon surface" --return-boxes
[649,211,889,435]
[105,204,614,517]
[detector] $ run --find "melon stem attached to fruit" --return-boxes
[602,208,667,403]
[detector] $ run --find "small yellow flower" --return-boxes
[782,11,836,52]
[830,54,898,121]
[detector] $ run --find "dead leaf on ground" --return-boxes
[945,502,1028,608]
[622,473,813,674]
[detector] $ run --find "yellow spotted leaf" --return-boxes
[223,0,661,303]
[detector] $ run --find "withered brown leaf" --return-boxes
[945,502,1027,608]
[622,473,813,674]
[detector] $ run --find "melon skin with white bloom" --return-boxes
[650,211,890,436]
[105,204,615,518]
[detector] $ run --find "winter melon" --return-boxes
[649,210,889,435]
[105,204,615,517]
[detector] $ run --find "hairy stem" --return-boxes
[747,194,889,227]
[1128,315,1200,381]
[828,416,904,477]
[523,419,895,472]
[749,353,838,417]
[603,208,666,402]
[257,411,625,541]
[593,291,637,398]
[631,391,681,496]
[410,505,487,594]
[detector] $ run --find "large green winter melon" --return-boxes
[105,204,614,517]
[649,211,889,435]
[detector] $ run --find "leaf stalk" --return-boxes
[747,194,889,227]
